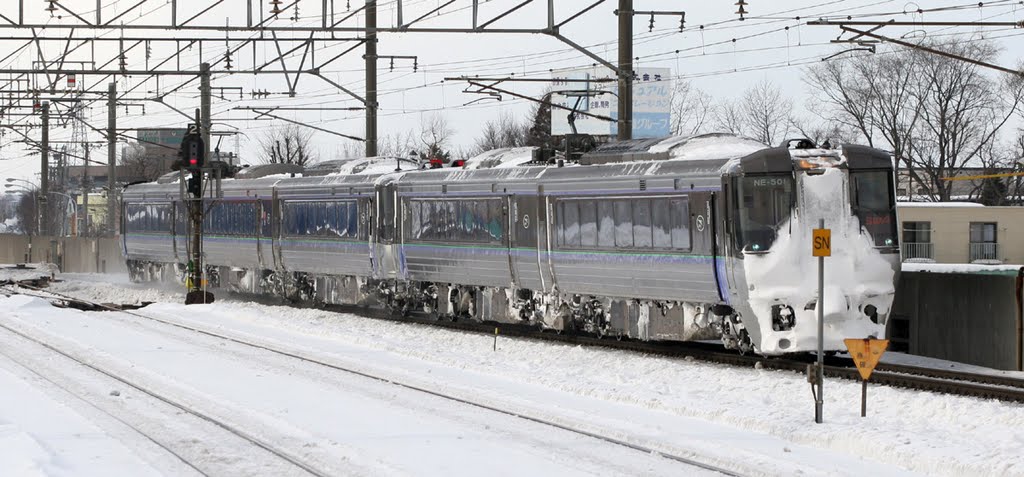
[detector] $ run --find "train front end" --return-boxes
[723,144,900,355]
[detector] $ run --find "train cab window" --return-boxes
[850,170,898,247]
[734,175,794,252]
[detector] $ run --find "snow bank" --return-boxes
[902,263,1023,275]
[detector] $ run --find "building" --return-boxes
[898,203,1024,264]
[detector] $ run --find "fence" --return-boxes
[901,242,934,262]
[0,234,126,274]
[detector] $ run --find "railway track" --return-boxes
[0,308,334,477]
[3,282,745,477]
[14,278,1024,405]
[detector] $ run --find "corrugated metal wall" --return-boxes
[891,271,1022,371]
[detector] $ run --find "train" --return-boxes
[121,133,900,355]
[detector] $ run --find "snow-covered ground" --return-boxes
[1,273,1023,476]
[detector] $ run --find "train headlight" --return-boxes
[884,238,893,246]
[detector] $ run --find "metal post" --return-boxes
[82,143,89,237]
[816,217,825,424]
[861,379,867,417]
[200,63,212,163]
[106,82,116,236]
[365,0,378,157]
[40,102,49,236]
[616,0,633,141]
[96,0,101,24]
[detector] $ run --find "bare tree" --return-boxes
[712,99,745,136]
[418,113,454,162]
[906,41,1024,201]
[376,130,418,158]
[711,80,791,144]
[336,140,364,160]
[120,143,165,182]
[669,80,714,136]
[258,124,317,166]
[739,79,793,146]
[806,39,1024,201]
[473,111,529,154]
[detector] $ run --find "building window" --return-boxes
[900,221,933,261]
[969,222,999,263]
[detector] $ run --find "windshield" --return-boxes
[850,170,897,247]
[734,174,794,252]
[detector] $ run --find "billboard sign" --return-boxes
[550,67,671,138]
[137,128,187,151]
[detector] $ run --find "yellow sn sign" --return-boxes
[812,228,831,257]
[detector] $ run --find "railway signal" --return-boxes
[180,123,205,170]
[181,119,214,305]
[844,338,889,417]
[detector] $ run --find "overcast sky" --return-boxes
[1,0,1023,183]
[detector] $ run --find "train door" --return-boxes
[722,178,739,295]
[510,194,544,291]
[373,182,400,280]
[172,201,188,263]
[256,198,274,271]
[705,192,727,302]
[271,191,285,272]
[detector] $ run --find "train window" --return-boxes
[579,200,598,247]
[562,200,581,247]
[597,201,615,247]
[125,203,172,233]
[282,200,358,239]
[407,198,503,243]
[613,200,633,247]
[632,199,653,248]
[487,200,503,242]
[735,175,794,252]
[850,170,898,247]
[652,199,672,248]
[409,200,421,239]
[670,198,691,250]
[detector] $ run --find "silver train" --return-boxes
[122,134,900,355]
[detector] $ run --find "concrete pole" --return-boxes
[107,82,116,235]
[617,0,633,141]
[40,102,49,236]
[200,63,212,163]
[365,0,378,157]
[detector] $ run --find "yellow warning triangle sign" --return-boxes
[844,338,889,380]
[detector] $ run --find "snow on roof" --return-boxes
[652,133,766,160]
[897,201,984,208]
[462,147,537,170]
[326,156,420,175]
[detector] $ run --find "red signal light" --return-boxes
[189,158,198,166]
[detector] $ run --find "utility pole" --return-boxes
[40,101,49,236]
[106,82,116,236]
[617,0,633,141]
[200,63,212,162]
[365,0,378,157]
[82,143,89,237]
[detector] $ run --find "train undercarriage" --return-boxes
[128,260,745,348]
